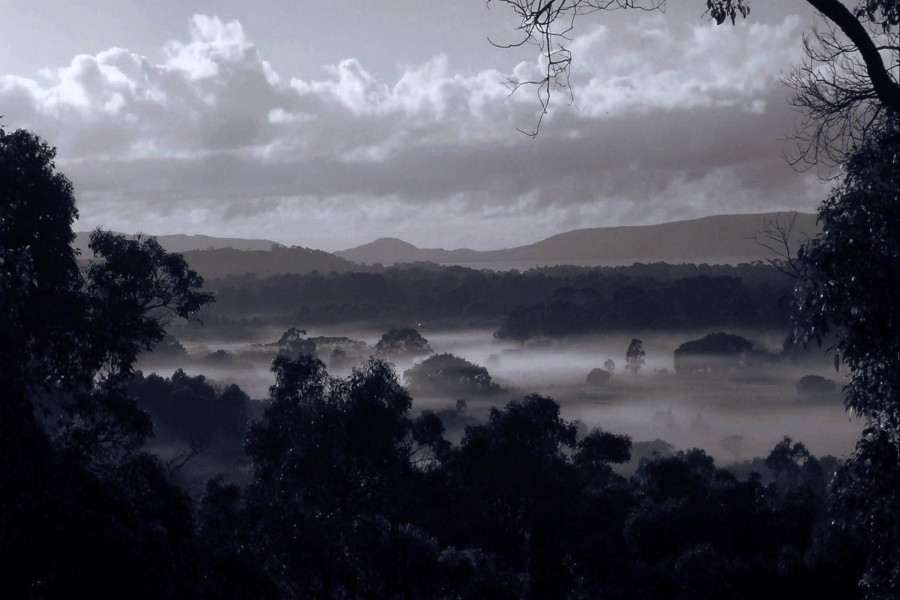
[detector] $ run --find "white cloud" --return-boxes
[570,15,803,116]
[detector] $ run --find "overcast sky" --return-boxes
[1,0,828,251]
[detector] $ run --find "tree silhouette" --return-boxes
[794,122,900,596]
[243,354,464,596]
[404,353,502,397]
[375,327,433,357]
[625,338,646,375]
[673,332,754,375]
[0,127,213,596]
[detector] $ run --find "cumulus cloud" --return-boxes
[0,12,825,250]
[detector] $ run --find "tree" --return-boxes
[0,126,214,596]
[375,327,433,357]
[604,358,616,373]
[55,229,214,465]
[494,304,535,345]
[1,128,83,413]
[242,354,458,596]
[443,394,581,596]
[625,338,645,375]
[404,353,502,397]
[586,367,612,384]
[275,326,317,356]
[673,332,754,375]
[794,121,899,598]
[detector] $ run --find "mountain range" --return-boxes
[75,212,819,278]
[335,212,819,268]
[73,231,283,255]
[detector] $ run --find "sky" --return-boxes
[0,0,829,251]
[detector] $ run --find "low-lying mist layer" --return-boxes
[139,326,859,474]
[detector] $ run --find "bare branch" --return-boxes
[488,0,666,135]
[751,212,807,279]
[784,19,894,170]
[806,0,900,113]
[165,436,209,482]
[489,0,896,142]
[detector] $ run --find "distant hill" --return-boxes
[338,238,486,265]
[75,212,819,278]
[336,212,819,268]
[74,232,360,279]
[74,231,283,254]
[180,246,364,280]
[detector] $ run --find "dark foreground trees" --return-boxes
[197,353,863,598]
[1,127,213,596]
[795,121,900,598]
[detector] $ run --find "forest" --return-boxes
[185,262,794,339]
[2,0,899,598]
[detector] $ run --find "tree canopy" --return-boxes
[625,338,646,375]
[1,126,214,596]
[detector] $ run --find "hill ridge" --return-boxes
[335,212,819,267]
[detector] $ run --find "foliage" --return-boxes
[275,326,317,356]
[1,128,83,395]
[1,127,213,595]
[795,120,900,597]
[586,367,612,385]
[197,356,865,597]
[375,327,433,357]
[86,231,214,382]
[493,273,791,340]
[200,262,793,334]
[241,354,459,596]
[796,124,900,430]
[625,338,646,375]
[129,370,250,446]
[484,3,896,592]
[404,353,502,398]
[673,332,754,375]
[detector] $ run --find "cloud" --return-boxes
[0,12,823,251]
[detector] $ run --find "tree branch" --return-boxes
[806,0,900,113]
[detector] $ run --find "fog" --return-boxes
[140,326,861,465]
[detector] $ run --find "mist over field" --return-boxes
[140,324,860,466]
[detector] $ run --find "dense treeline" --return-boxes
[195,262,793,334]
[495,275,791,341]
